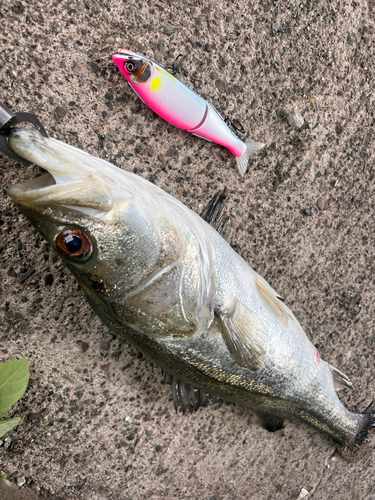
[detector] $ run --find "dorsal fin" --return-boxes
[162,372,220,413]
[255,273,292,328]
[201,188,232,244]
[216,297,266,371]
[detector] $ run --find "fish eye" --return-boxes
[126,61,135,72]
[55,229,93,260]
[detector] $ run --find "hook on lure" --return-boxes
[224,117,246,135]
[0,102,48,165]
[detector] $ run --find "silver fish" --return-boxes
[6,128,374,455]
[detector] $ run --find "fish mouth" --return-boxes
[6,128,113,217]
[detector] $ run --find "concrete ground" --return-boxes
[0,0,374,498]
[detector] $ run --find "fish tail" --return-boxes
[236,142,265,176]
[355,407,375,445]
[338,408,375,461]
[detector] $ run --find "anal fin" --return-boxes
[256,411,284,432]
[162,372,220,413]
[217,298,266,371]
[330,364,354,391]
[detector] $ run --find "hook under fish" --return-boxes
[113,49,265,176]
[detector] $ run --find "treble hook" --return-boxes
[224,116,246,135]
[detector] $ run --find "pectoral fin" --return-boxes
[217,298,266,371]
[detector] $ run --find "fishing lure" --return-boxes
[113,49,265,175]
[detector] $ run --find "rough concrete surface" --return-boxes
[0,0,374,498]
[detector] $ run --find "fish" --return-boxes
[6,127,374,457]
[112,49,265,176]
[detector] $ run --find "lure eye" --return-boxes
[126,61,135,72]
[55,229,93,260]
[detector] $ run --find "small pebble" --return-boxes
[90,61,100,74]
[17,268,35,284]
[155,444,162,452]
[54,106,68,121]
[215,79,227,92]
[288,112,304,128]
[81,342,89,353]
[316,197,326,211]
[296,488,309,500]
[162,26,177,36]
[197,62,207,73]
[106,36,115,44]
[347,33,354,46]
[28,413,42,422]
[272,22,279,32]
[8,267,17,277]
[303,209,313,216]
[44,274,54,286]
[4,437,11,448]
[125,416,133,424]
[100,341,110,351]
[17,477,26,487]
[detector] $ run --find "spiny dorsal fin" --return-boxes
[217,297,266,371]
[330,364,354,391]
[162,372,220,413]
[255,273,292,328]
[201,188,232,244]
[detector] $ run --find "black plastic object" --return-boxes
[0,102,48,165]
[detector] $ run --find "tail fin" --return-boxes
[355,406,375,445]
[236,142,265,176]
[339,408,374,462]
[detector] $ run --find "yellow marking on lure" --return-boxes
[156,66,176,82]
[151,76,162,92]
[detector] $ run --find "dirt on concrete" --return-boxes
[0,0,374,498]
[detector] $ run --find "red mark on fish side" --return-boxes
[314,348,321,365]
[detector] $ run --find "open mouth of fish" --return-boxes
[6,128,114,218]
